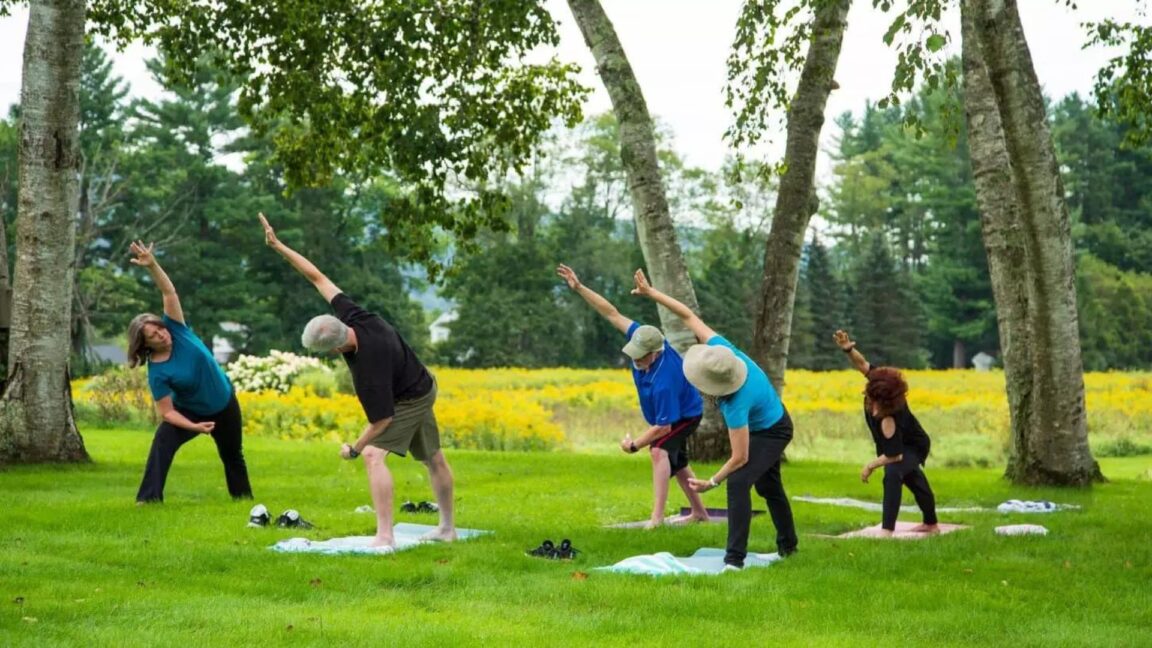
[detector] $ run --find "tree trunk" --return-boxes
[951,339,966,369]
[1,202,10,390]
[966,0,1100,485]
[565,0,701,352]
[0,0,89,464]
[751,0,850,392]
[566,0,729,460]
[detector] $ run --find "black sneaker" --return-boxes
[275,509,314,529]
[247,504,270,528]
[527,539,555,557]
[400,501,418,513]
[555,539,580,560]
[779,546,798,558]
[415,501,440,514]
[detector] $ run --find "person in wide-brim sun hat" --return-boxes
[631,268,798,569]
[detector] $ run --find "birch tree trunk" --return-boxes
[565,0,701,353]
[966,0,1100,485]
[750,0,850,391]
[566,0,731,460]
[0,0,89,464]
[960,3,1035,483]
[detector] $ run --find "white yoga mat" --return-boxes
[995,524,1049,536]
[594,547,782,575]
[793,495,988,513]
[270,523,490,555]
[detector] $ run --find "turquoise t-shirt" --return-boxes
[147,315,233,416]
[708,335,785,434]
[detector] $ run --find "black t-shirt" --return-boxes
[332,293,433,422]
[863,402,932,463]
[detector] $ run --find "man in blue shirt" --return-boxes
[632,268,797,568]
[558,264,709,528]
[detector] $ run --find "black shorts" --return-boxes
[651,415,702,476]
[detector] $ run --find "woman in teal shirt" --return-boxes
[125,241,252,504]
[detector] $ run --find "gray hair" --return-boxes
[301,315,350,352]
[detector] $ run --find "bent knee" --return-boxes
[362,446,388,463]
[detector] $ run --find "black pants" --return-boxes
[136,394,252,503]
[881,449,937,530]
[724,413,797,567]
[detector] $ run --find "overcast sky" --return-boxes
[0,1,1145,174]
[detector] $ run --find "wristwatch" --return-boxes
[346,444,360,459]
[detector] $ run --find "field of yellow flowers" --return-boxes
[73,367,1152,464]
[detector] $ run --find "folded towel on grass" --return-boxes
[271,523,490,555]
[996,500,1079,514]
[594,548,781,575]
[995,524,1049,536]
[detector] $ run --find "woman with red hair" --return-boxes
[834,330,938,535]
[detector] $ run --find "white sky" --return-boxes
[0,1,1145,175]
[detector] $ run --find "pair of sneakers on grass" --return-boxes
[248,504,314,529]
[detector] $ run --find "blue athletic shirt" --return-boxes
[147,314,234,416]
[627,322,703,425]
[708,335,785,434]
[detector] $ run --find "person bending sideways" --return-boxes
[557,264,709,529]
[260,214,456,550]
[126,241,253,504]
[632,269,798,568]
[833,329,939,535]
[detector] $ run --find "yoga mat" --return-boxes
[606,508,764,529]
[594,547,782,575]
[793,495,988,513]
[270,523,490,555]
[821,521,969,540]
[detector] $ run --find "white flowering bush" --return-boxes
[226,350,329,393]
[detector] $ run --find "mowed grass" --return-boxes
[2,428,1151,647]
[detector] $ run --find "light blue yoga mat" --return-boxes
[594,547,782,575]
[271,523,490,555]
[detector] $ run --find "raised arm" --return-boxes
[833,329,871,376]
[130,241,184,324]
[556,264,632,334]
[630,269,715,343]
[259,213,341,303]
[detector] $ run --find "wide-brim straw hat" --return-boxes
[682,344,748,396]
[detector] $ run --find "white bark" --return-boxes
[0,0,88,464]
[751,0,851,392]
[966,0,1100,484]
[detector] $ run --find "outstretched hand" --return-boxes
[129,241,157,268]
[556,264,582,291]
[833,329,855,350]
[687,477,717,493]
[258,212,280,248]
[631,268,653,297]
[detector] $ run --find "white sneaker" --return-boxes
[247,504,269,528]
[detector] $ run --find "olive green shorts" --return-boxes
[367,378,441,461]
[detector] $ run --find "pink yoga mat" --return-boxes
[832,521,969,539]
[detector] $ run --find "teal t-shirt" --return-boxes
[147,315,233,416]
[708,335,786,434]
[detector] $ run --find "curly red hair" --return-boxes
[865,367,908,418]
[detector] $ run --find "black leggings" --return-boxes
[724,412,797,567]
[136,393,252,503]
[881,449,937,530]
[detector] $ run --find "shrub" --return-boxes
[75,367,156,424]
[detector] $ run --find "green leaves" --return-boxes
[926,33,947,52]
[86,0,589,248]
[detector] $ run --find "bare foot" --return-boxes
[369,536,395,549]
[420,527,458,543]
[666,514,709,525]
[642,518,664,530]
[877,529,895,537]
[909,523,940,534]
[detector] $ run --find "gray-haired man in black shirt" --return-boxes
[260,214,457,550]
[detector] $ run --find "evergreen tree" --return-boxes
[847,232,927,368]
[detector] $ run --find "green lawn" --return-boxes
[2,428,1150,647]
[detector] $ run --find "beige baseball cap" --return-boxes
[622,325,665,360]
